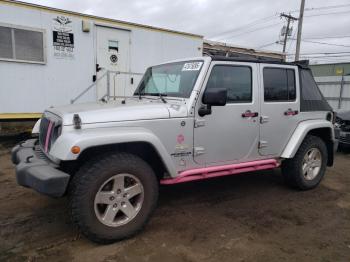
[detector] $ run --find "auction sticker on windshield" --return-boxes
[182,62,203,71]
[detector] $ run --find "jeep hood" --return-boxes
[47,99,188,125]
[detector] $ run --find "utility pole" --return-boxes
[280,13,298,53]
[295,0,305,61]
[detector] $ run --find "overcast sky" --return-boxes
[26,0,350,64]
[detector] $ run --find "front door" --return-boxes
[259,64,300,156]
[96,26,130,99]
[194,62,260,165]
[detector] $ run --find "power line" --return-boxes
[210,3,350,40]
[298,39,350,48]
[290,3,350,13]
[210,4,350,42]
[303,35,350,40]
[305,3,350,11]
[224,22,283,40]
[257,42,278,49]
[289,38,350,48]
[305,10,350,18]
[209,14,279,39]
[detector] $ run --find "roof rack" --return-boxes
[210,55,309,68]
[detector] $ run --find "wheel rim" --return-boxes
[94,173,144,227]
[302,148,322,181]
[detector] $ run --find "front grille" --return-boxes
[34,144,51,161]
[39,116,61,153]
[39,117,48,147]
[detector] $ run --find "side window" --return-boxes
[206,65,252,103]
[263,68,296,102]
[0,25,45,63]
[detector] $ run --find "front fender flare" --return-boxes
[281,119,335,159]
[50,127,177,176]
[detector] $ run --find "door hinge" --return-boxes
[258,141,268,149]
[194,119,206,128]
[194,147,206,156]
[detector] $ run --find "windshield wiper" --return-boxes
[140,93,168,103]
[159,93,167,103]
[149,93,168,103]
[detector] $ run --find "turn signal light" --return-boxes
[71,146,81,154]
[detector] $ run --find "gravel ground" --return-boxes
[1,138,349,262]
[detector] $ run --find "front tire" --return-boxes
[69,152,158,244]
[282,135,328,190]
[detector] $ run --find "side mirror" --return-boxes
[202,88,227,106]
[199,88,227,117]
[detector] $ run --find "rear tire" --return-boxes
[69,152,158,244]
[282,135,328,190]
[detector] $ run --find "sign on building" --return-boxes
[52,16,74,59]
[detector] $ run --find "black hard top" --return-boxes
[211,55,309,68]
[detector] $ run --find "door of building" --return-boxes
[96,26,131,99]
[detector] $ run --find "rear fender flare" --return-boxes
[281,119,335,159]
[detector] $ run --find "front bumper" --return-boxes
[11,139,70,197]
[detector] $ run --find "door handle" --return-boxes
[96,64,102,72]
[242,110,259,118]
[284,109,299,116]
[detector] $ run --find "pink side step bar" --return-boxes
[160,159,279,185]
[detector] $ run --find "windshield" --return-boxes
[134,60,203,98]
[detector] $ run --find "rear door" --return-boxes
[193,61,260,165]
[96,26,131,99]
[259,64,300,156]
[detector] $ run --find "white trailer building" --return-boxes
[0,0,203,120]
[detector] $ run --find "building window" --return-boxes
[263,68,296,102]
[108,40,119,52]
[206,65,252,103]
[0,25,45,63]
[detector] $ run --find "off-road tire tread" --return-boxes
[69,152,158,244]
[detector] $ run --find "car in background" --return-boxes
[335,110,350,147]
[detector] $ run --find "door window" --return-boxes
[108,40,119,52]
[263,68,296,102]
[206,65,252,103]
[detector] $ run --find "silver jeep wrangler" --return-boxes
[12,56,338,243]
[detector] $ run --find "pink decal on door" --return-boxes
[177,134,185,144]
